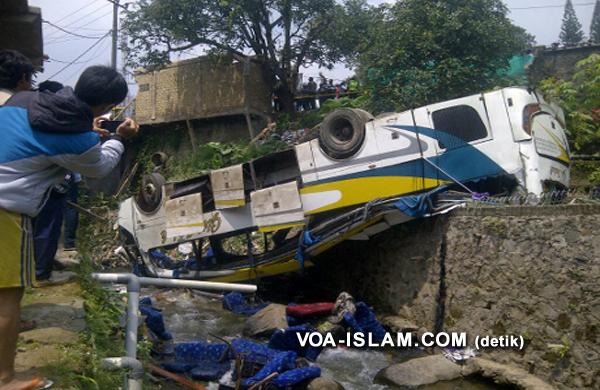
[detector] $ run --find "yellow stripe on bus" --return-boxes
[214,199,246,207]
[258,222,306,233]
[300,176,444,214]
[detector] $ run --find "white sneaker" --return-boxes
[35,271,77,287]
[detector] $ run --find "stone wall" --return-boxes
[134,56,271,126]
[312,205,600,389]
[528,45,600,85]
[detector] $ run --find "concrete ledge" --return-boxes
[453,204,600,217]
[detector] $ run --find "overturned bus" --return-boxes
[118,87,570,282]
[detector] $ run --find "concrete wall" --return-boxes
[0,1,43,66]
[313,205,600,389]
[529,45,600,85]
[134,56,271,126]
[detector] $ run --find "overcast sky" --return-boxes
[30,0,597,93]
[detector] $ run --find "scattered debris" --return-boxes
[243,304,289,338]
[442,347,478,363]
[222,292,269,316]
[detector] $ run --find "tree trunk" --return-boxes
[277,85,296,116]
[259,60,296,116]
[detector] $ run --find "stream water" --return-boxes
[147,289,504,390]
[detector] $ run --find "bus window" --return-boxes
[432,105,488,149]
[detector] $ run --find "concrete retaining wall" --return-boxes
[313,205,600,389]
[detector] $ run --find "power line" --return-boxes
[48,57,98,65]
[53,0,100,24]
[68,9,114,31]
[46,9,113,42]
[62,38,113,85]
[46,32,111,80]
[61,3,110,29]
[46,37,88,46]
[44,3,110,40]
[510,2,595,10]
[43,20,107,39]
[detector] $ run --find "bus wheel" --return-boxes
[319,108,373,159]
[135,173,165,214]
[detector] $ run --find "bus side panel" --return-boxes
[480,91,523,179]
[412,106,442,187]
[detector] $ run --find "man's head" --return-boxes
[74,66,128,117]
[0,50,34,92]
[38,80,64,93]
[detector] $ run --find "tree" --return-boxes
[122,0,370,113]
[540,54,600,184]
[591,0,600,43]
[559,0,585,46]
[353,0,534,113]
[540,54,600,156]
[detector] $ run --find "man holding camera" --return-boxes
[0,65,138,390]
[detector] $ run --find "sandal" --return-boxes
[21,378,53,390]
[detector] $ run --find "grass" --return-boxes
[33,259,125,389]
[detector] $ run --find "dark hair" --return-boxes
[74,65,128,107]
[38,80,64,93]
[0,50,34,90]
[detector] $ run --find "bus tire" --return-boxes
[319,108,373,159]
[135,173,165,214]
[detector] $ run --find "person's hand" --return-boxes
[92,117,110,138]
[116,118,139,140]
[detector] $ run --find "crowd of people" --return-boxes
[0,49,139,390]
[273,74,360,112]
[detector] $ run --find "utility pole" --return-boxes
[111,0,119,69]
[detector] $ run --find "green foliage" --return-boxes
[290,95,369,129]
[121,0,368,112]
[570,160,600,188]
[164,140,288,181]
[352,0,535,114]
[591,0,600,43]
[539,54,600,155]
[560,0,585,46]
[540,54,600,185]
[548,336,571,359]
[78,262,125,383]
[37,259,126,389]
[319,95,369,116]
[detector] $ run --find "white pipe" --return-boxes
[137,276,257,293]
[102,357,143,371]
[91,273,257,293]
[102,357,143,390]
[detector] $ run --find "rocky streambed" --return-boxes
[145,288,534,389]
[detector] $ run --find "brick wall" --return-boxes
[135,57,271,125]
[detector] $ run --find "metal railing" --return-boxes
[92,273,257,390]
[456,189,600,208]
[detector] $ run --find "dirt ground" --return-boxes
[16,280,85,388]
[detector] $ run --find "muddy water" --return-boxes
[149,289,502,390]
